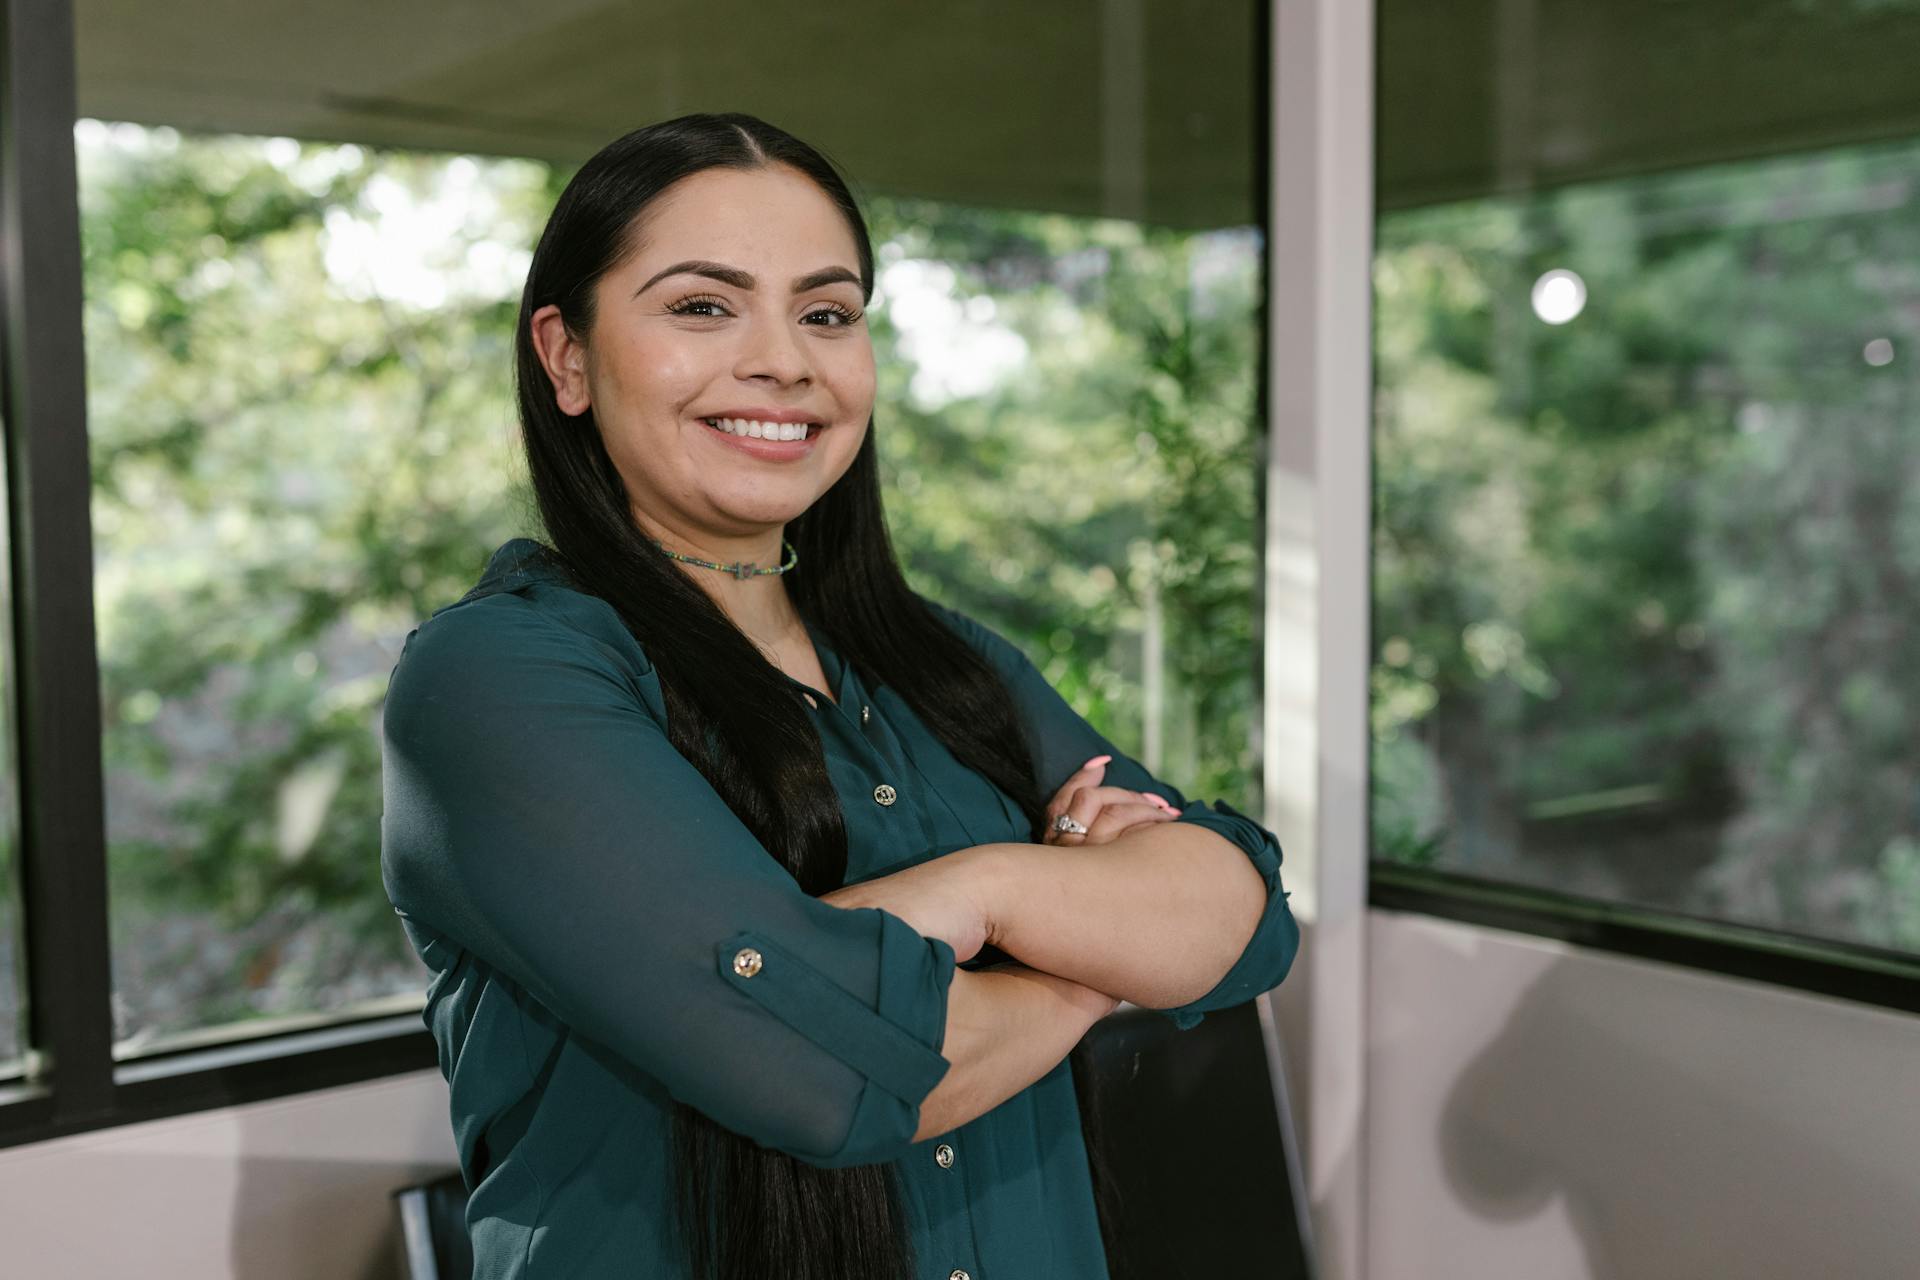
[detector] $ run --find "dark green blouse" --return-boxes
[379,537,1299,1279]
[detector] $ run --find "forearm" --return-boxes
[970,823,1268,1009]
[912,963,1112,1143]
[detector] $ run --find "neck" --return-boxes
[641,519,802,650]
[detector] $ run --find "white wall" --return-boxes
[1364,910,1920,1280]
[0,1071,455,1280]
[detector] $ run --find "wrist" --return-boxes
[1039,967,1120,1027]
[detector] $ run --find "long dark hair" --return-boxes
[511,112,1122,1279]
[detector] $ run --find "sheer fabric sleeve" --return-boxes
[925,598,1300,1030]
[379,594,955,1168]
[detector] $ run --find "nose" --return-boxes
[731,306,812,387]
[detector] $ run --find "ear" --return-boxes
[530,304,592,416]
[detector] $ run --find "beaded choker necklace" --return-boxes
[650,537,798,581]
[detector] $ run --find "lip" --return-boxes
[696,415,822,460]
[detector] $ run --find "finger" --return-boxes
[1052,779,1154,846]
[1046,756,1110,811]
[1045,798,1173,846]
[1077,784,1177,812]
[1041,782,1099,845]
[1087,800,1180,842]
[1043,783,1172,845]
[1043,785,1101,841]
[1047,779,1151,829]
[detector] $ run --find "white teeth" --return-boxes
[703,417,816,441]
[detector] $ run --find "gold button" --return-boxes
[732,947,762,978]
[873,783,896,806]
[934,1143,955,1169]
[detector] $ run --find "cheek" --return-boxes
[830,342,878,402]
[594,330,711,410]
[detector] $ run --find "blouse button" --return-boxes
[731,947,763,978]
[934,1143,955,1169]
[873,783,897,806]
[860,703,871,725]
[949,1271,971,1280]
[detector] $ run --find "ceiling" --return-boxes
[1378,0,1920,209]
[72,0,1920,224]
[73,0,1264,230]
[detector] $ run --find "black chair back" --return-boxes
[391,1169,473,1280]
[1077,998,1316,1280]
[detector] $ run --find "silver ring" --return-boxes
[1051,813,1088,835]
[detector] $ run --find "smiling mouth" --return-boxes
[700,417,823,441]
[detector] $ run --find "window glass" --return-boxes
[72,3,1264,1054]
[868,204,1264,800]
[79,125,546,1052]
[1373,0,1920,956]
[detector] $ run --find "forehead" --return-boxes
[634,165,858,267]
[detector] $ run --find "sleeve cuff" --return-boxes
[715,908,956,1166]
[1172,798,1284,894]
[1152,798,1299,1030]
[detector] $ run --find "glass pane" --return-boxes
[78,126,545,1053]
[870,207,1265,799]
[1373,0,1920,956]
[73,2,1264,1053]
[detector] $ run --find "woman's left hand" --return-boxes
[1041,755,1182,847]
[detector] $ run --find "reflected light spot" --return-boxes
[1864,337,1895,366]
[1530,268,1587,325]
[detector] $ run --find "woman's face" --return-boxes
[530,164,874,548]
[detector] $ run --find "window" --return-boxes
[1372,0,1920,984]
[4,0,1267,1142]
[80,125,546,1056]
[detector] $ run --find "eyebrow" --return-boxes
[634,259,862,298]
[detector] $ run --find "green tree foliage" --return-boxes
[1373,138,1920,951]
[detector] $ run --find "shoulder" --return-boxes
[917,594,988,649]
[385,540,665,723]
[916,594,1032,675]
[433,537,652,668]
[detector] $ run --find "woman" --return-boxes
[379,111,1299,1280]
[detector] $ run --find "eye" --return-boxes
[804,302,864,328]
[664,294,731,319]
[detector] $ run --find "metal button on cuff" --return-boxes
[934,1143,955,1169]
[732,947,763,978]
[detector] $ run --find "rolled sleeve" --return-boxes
[716,910,956,1167]
[1149,798,1299,1029]
[924,597,1299,1028]
[380,595,954,1168]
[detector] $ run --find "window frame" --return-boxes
[0,0,452,1150]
